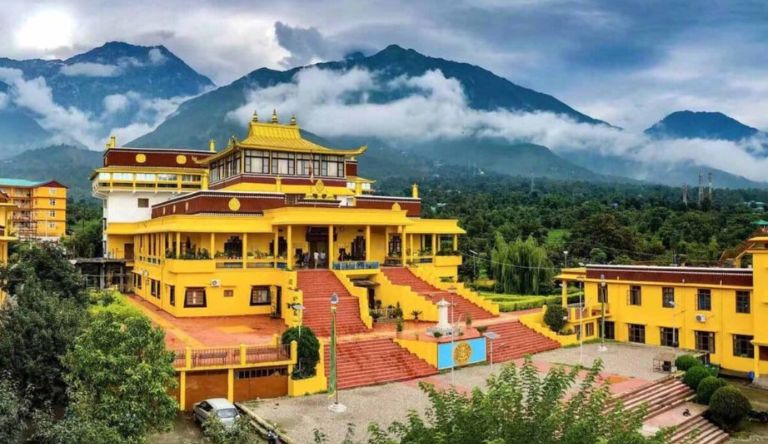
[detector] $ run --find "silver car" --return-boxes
[192,398,240,429]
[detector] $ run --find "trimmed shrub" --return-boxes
[543,304,568,333]
[675,354,700,372]
[696,376,727,404]
[709,386,752,430]
[281,326,320,379]
[682,365,712,390]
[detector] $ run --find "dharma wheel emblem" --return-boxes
[135,153,146,163]
[176,154,187,164]
[228,197,241,211]
[453,342,472,365]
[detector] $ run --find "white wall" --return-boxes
[104,192,179,223]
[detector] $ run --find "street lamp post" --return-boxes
[599,274,607,352]
[484,331,500,373]
[563,250,569,268]
[449,286,457,386]
[579,280,583,366]
[328,292,346,413]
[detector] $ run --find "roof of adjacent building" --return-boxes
[583,264,752,287]
[0,178,68,189]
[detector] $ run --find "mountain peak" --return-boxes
[645,110,759,141]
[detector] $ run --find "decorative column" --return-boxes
[435,299,452,334]
[453,234,458,251]
[210,233,215,257]
[432,233,437,260]
[365,225,371,261]
[561,281,568,307]
[273,228,279,267]
[401,226,407,266]
[409,233,414,265]
[243,233,248,260]
[175,232,180,258]
[287,225,293,268]
[328,225,334,269]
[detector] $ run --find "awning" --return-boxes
[352,279,379,288]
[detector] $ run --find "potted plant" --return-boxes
[396,317,404,336]
[476,325,488,334]
[411,309,423,322]
[371,311,382,323]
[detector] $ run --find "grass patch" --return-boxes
[478,291,583,312]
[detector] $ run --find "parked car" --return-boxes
[192,398,240,429]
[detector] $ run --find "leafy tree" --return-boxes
[282,326,320,379]
[709,386,751,430]
[543,304,567,333]
[1,242,87,305]
[491,233,554,294]
[63,310,177,442]
[27,410,129,444]
[202,416,257,444]
[0,282,85,408]
[62,218,102,258]
[332,358,672,443]
[0,376,25,443]
[696,376,727,405]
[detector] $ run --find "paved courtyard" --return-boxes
[247,342,684,443]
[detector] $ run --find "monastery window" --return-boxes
[49,199,56,206]
[697,289,712,311]
[245,150,270,174]
[272,152,295,175]
[250,286,271,306]
[134,273,142,289]
[223,289,234,298]
[137,198,149,208]
[113,172,132,181]
[225,153,241,177]
[296,153,313,175]
[98,172,111,180]
[135,173,156,182]
[659,327,678,348]
[184,287,207,307]
[695,331,715,353]
[597,284,607,303]
[48,222,56,229]
[158,174,177,181]
[150,279,160,298]
[628,324,645,343]
[600,321,615,340]
[733,334,755,358]
[49,210,55,218]
[736,291,751,314]
[629,286,642,306]
[182,175,201,183]
[169,285,175,306]
[585,322,594,337]
[662,287,675,308]
[320,155,344,178]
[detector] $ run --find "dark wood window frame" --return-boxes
[697,289,712,311]
[250,286,271,306]
[662,287,675,308]
[733,334,755,358]
[184,287,207,308]
[628,324,645,343]
[736,291,751,314]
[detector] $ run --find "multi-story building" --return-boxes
[0,178,67,241]
[93,112,493,323]
[554,230,768,380]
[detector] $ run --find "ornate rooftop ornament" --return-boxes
[271,109,278,123]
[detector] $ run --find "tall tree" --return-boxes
[491,233,554,294]
[63,310,177,442]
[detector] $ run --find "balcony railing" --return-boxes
[171,343,291,369]
[332,260,380,270]
[567,303,610,321]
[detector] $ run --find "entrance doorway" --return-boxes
[305,226,331,268]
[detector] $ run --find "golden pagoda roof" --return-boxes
[200,112,366,164]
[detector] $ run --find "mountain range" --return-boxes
[0,41,765,197]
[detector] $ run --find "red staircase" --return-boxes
[297,270,370,337]
[324,338,437,389]
[484,321,560,362]
[670,415,729,444]
[382,267,495,321]
[612,377,695,419]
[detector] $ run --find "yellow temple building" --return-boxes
[93,111,492,325]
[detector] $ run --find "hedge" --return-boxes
[682,365,712,390]
[696,376,727,404]
[709,386,751,430]
[674,354,700,372]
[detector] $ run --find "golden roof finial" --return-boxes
[290,114,297,126]
[271,109,278,124]
[251,110,258,122]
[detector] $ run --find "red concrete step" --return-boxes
[484,321,560,362]
[612,377,695,419]
[670,415,729,444]
[323,338,437,389]
[382,267,495,321]
[297,270,370,337]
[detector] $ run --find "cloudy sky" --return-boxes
[3,0,767,132]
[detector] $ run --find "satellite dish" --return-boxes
[330,292,339,305]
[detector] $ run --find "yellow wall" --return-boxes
[0,184,67,239]
[574,278,756,374]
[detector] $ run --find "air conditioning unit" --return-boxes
[210,279,221,288]
[695,314,707,323]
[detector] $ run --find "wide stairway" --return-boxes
[297,270,370,337]
[612,377,695,419]
[382,267,495,321]
[484,321,560,362]
[324,338,437,389]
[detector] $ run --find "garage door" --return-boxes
[185,370,228,410]
[233,366,288,401]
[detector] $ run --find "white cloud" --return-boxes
[102,93,131,114]
[229,67,768,182]
[0,92,8,109]
[148,47,167,65]
[0,67,98,146]
[105,94,189,144]
[60,61,121,77]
